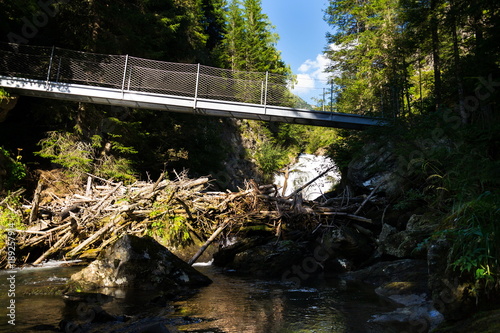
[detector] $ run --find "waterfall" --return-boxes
[274,154,341,200]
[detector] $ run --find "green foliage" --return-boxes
[393,188,426,211]
[0,194,25,249]
[326,0,500,119]
[302,127,339,155]
[0,88,10,100]
[0,147,27,189]
[148,199,193,248]
[222,0,290,75]
[446,192,500,292]
[96,156,137,184]
[254,141,289,178]
[35,131,94,175]
[326,130,363,170]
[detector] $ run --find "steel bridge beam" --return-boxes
[0,76,387,130]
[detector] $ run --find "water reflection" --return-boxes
[0,264,82,332]
[173,266,380,333]
[0,263,395,333]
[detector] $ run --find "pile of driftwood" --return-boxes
[2,170,379,267]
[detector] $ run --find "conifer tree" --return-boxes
[222,0,289,75]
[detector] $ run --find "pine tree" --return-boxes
[221,0,289,75]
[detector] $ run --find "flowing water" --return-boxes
[0,262,398,333]
[274,154,341,200]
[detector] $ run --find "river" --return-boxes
[0,261,399,333]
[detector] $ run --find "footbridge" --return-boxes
[0,43,385,129]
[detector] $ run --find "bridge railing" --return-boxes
[0,42,295,108]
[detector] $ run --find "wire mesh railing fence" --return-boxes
[0,42,299,108]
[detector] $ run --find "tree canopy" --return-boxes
[0,0,295,187]
[325,0,500,121]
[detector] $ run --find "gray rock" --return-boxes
[71,234,211,291]
[342,259,429,289]
[377,214,438,259]
[346,141,404,198]
[369,305,444,333]
[221,238,308,278]
[345,259,444,332]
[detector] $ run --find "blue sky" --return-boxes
[261,1,333,105]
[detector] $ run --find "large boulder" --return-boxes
[343,259,444,332]
[427,238,476,321]
[71,234,211,292]
[346,141,404,198]
[377,214,439,259]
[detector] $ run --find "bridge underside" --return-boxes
[0,76,384,130]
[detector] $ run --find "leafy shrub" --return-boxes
[0,88,10,99]
[447,191,500,294]
[36,131,93,174]
[326,129,363,170]
[96,155,137,184]
[0,147,27,190]
[0,194,25,249]
[148,199,193,248]
[255,141,289,177]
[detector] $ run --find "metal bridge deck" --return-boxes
[0,76,383,130]
[0,43,386,129]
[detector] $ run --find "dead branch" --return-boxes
[6,168,378,268]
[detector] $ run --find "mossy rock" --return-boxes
[434,309,500,333]
[70,234,211,292]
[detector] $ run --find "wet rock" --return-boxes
[369,305,444,333]
[434,309,500,332]
[214,237,309,278]
[70,234,211,291]
[427,238,476,321]
[345,141,404,198]
[344,259,443,332]
[325,225,374,264]
[377,214,438,259]
[343,259,429,291]
[213,236,271,267]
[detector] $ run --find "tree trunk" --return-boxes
[430,0,442,111]
[451,1,468,124]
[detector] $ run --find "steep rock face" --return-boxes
[345,141,404,198]
[0,96,18,123]
[212,119,263,190]
[71,235,211,291]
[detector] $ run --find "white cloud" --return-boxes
[291,52,331,101]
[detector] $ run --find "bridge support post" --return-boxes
[121,54,129,98]
[193,63,201,111]
[46,46,55,90]
[263,71,269,114]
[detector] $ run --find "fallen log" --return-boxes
[317,211,373,223]
[188,221,230,265]
[32,228,72,265]
[66,216,120,258]
[285,166,336,199]
[353,182,383,215]
[29,179,43,223]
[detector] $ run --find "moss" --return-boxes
[435,309,500,333]
[22,285,67,296]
